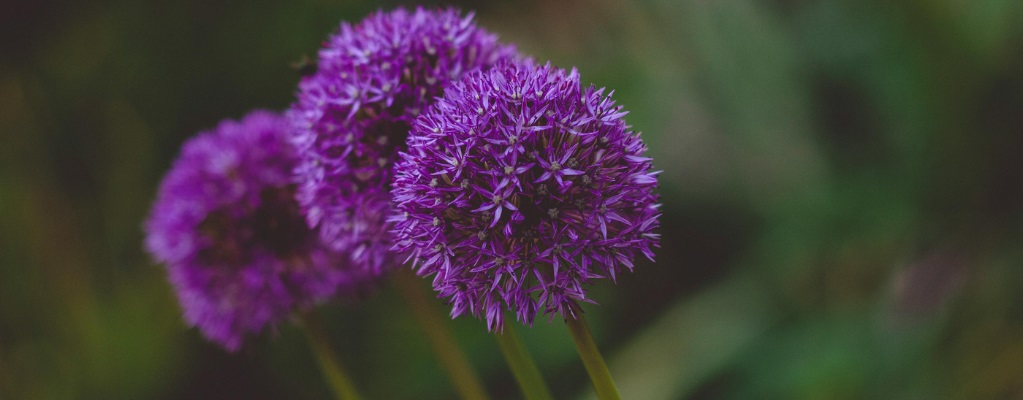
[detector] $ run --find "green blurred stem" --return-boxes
[494,326,554,400]
[394,270,490,400]
[566,312,620,400]
[301,312,364,400]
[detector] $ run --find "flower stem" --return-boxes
[301,312,364,400]
[494,326,554,400]
[394,270,490,400]
[565,312,620,400]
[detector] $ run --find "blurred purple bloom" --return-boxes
[391,62,661,331]
[289,7,518,276]
[145,111,370,351]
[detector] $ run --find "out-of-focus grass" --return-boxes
[2,0,1022,398]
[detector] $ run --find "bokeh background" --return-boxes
[3,0,1023,398]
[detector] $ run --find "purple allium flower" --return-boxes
[390,62,661,331]
[289,7,518,276]
[145,111,370,351]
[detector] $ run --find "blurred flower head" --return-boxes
[289,7,518,276]
[144,111,370,351]
[391,61,661,331]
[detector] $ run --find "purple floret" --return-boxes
[391,62,661,331]
[289,7,518,276]
[145,111,370,351]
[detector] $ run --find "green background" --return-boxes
[2,0,1022,398]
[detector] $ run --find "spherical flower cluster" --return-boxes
[390,62,661,331]
[144,111,370,351]
[289,7,518,276]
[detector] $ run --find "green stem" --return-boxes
[301,312,364,400]
[565,312,620,400]
[394,270,490,400]
[494,326,554,400]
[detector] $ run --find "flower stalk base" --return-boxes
[565,313,620,400]
[394,270,490,400]
[301,312,363,400]
[494,326,554,400]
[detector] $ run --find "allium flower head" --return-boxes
[391,62,661,331]
[145,111,369,351]
[290,7,518,276]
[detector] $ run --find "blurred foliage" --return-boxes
[1,0,1022,398]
